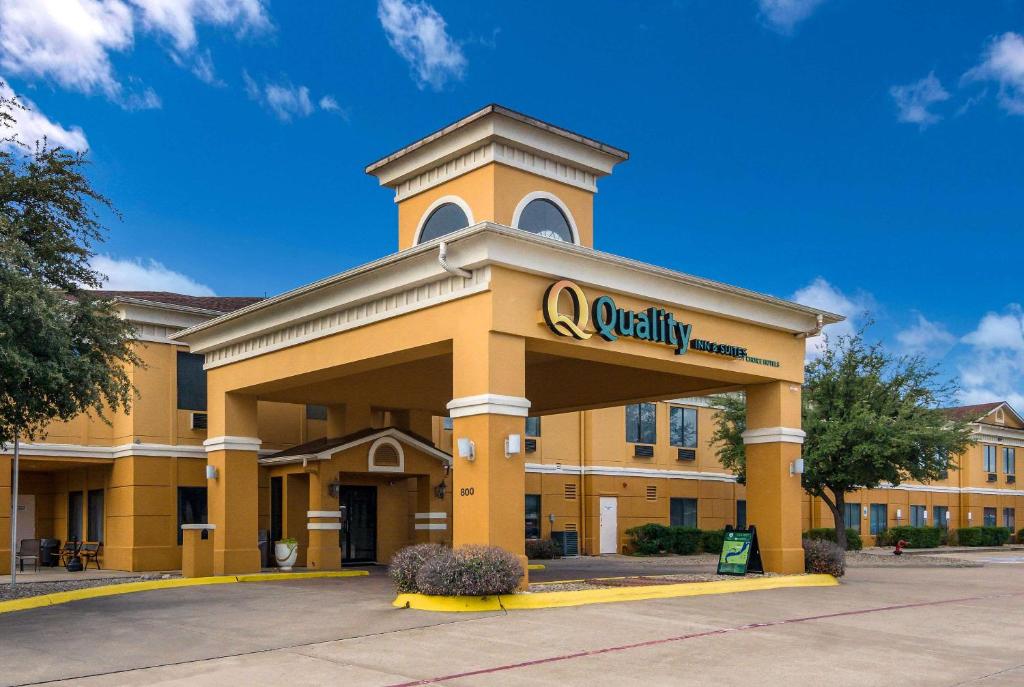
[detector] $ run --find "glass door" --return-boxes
[339,486,377,563]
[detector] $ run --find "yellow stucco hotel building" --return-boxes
[2,106,1020,576]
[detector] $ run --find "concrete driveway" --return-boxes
[1,558,1022,686]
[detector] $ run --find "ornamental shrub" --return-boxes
[525,538,561,560]
[389,543,447,593]
[625,523,671,555]
[415,545,524,597]
[877,526,943,549]
[1018,528,1024,544]
[666,527,702,555]
[699,529,726,555]
[953,527,1012,547]
[802,538,845,577]
[804,527,864,551]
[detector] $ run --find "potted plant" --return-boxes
[274,537,299,571]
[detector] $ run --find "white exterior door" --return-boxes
[16,494,35,545]
[599,497,618,554]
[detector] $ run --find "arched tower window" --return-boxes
[417,201,470,244]
[514,196,576,243]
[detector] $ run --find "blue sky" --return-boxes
[2,0,1023,407]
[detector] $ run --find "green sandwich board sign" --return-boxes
[716,525,764,576]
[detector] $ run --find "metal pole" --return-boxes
[9,434,18,590]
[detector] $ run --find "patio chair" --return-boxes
[56,540,80,568]
[80,541,102,570]
[16,539,40,572]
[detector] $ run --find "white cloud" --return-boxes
[244,72,342,122]
[756,0,825,34]
[963,32,1024,115]
[0,82,89,151]
[90,254,215,295]
[896,313,956,356]
[377,0,466,90]
[957,305,1024,409]
[790,277,871,357]
[0,0,271,108]
[890,72,950,128]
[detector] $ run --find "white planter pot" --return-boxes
[274,542,298,571]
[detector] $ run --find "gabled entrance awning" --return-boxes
[259,427,452,466]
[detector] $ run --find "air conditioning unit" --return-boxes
[633,444,654,458]
[677,448,696,461]
[1008,475,1016,484]
[525,438,537,453]
[986,473,997,483]
[191,412,208,430]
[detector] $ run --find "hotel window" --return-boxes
[736,500,747,529]
[983,445,997,473]
[1003,447,1016,475]
[516,198,574,243]
[177,487,208,545]
[306,404,327,421]
[626,403,657,444]
[1004,508,1016,530]
[525,494,541,539]
[67,491,83,542]
[670,498,698,528]
[442,417,453,431]
[910,505,927,528]
[525,416,541,437]
[844,503,861,533]
[87,489,104,543]
[869,503,887,535]
[933,505,949,529]
[669,407,698,448]
[418,202,469,243]
[177,352,207,411]
[983,507,997,527]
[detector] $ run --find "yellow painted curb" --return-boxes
[236,570,369,583]
[0,570,370,615]
[527,564,546,571]
[394,574,838,612]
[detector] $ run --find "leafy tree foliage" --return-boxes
[713,328,974,550]
[0,90,138,446]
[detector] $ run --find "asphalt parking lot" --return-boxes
[1,551,1022,686]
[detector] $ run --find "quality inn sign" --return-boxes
[542,279,779,367]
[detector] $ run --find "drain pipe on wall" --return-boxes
[795,314,824,339]
[438,242,472,279]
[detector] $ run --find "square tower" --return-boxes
[365,104,628,250]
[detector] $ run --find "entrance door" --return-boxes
[339,486,377,563]
[599,496,618,554]
[16,495,35,545]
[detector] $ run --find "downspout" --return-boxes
[795,314,824,339]
[438,242,472,279]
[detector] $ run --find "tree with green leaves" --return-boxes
[0,88,139,448]
[712,328,974,551]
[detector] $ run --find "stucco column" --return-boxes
[205,390,261,575]
[306,466,341,570]
[742,381,805,574]
[449,331,529,583]
[0,455,10,575]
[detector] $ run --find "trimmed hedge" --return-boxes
[877,526,943,549]
[802,538,845,577]
[804,527,864,551]
[624,524,726,556]
[415,545,524,596]
[952,527,1012,547]
[389,543,447,593]
[525,538,561,560]
[1018,528,1024,544]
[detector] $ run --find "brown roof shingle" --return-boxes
[941,402,1004,422]
[91,291,263,314]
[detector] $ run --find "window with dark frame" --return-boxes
[910,504,927,528]
[983,445,997,473]
[87,489,104,543]
[669,406,698,448]
[625,403,657,444]
[525,417,541,437]
[306,404,327,421]
[1003,447,1016,475]
[844,503,861,533]
[869,503,887,535]
[983,507,997,527]
[67,491,83,542]
[933,505,949,529]
[670,497,698,528]
[525,494,541,539]
[418,202,470,243]
[1004,508,1015,530]
[177,486,208,545]
[176,352,207,411]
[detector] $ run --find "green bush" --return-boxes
[877,526,943,549]
[525,538,561,560]
[802,538,845,577]
[804,527,864,551]
[1018,528,1024,544]
[953,527,1012,547]
[415,545,524,596]
[625,523,671,555]
[666,527,702,555]
[700,529,725,555]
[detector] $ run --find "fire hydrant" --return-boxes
[894,539,907,556]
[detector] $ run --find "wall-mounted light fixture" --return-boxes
[967,511,973,522]
[205,464,218,480]
[863,506,868,517]
[789,458,805,476]
[548,513,556,524]
[328,482,341,499]
[505,433,522,458]
[434,479,447,499]
[457,437,475,461]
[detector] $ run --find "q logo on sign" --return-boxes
[543,279,591,340]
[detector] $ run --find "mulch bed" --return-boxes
[0,574,179,602]
[529,571,778,593]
